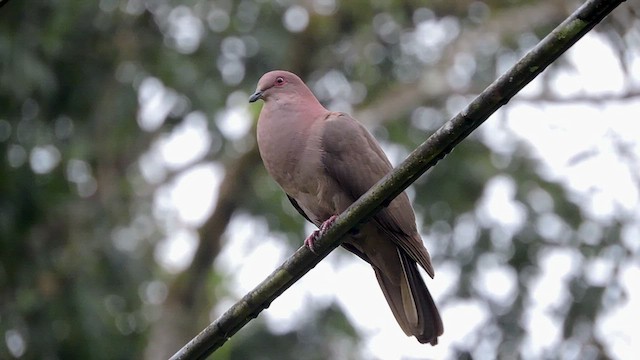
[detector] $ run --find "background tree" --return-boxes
[1,1,638,359]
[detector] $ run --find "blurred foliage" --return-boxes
[1,0,638,359]
[219,304,360,360]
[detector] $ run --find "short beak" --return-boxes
[249,90,263,103]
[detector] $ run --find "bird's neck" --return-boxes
[269,88,326,118]
[256,95,326,188]
[258,91,327,138]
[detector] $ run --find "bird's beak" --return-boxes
[249,90,263,103]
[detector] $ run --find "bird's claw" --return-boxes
[304,230,321,253]
[304,215,338,253]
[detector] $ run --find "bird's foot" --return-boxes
[304,215,338,253]
[304,230,321,253]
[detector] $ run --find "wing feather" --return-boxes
[286,194,313,223]
[321,113,434,276]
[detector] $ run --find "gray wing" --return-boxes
[321,112,434,276]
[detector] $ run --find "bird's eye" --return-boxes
[275,77,285,85]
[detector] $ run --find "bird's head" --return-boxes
[249,70,305,103]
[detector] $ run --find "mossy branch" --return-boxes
[171,0,625,358]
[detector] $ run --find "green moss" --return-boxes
[556,18,587,41]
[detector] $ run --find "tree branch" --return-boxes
[170,1,625,358]
[144,148,261,360]
[355,1,570,126]
[515,88,640,103]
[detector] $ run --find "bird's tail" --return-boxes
[373,249,443,345]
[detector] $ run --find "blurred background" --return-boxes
[1,0,639,359]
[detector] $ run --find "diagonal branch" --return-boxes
[515,88,640,103]
[355,1,570,126]
[170,0,625,358]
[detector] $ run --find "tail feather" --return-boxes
[373,249,443,345]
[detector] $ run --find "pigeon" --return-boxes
[249,70,443,345]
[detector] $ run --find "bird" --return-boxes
[249,70,443,345]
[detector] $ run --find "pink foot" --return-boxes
[304,215,338,253]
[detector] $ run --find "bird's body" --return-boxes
[250,70,443,345]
